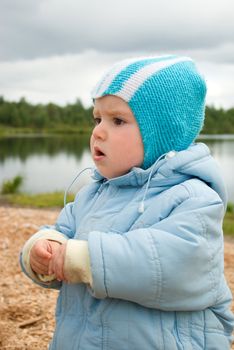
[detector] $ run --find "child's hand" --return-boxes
[30,239,60,275]
[48,243,67,282]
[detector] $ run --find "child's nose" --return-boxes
[92,122,107,140]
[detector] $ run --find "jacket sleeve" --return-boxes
[88,194,225,311]
[20,202,75,288]
[55,201,76,238]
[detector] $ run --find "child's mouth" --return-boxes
[94,146,105,160]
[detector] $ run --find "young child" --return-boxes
[20,55,234,349]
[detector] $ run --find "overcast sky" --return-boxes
[1,0,234,108]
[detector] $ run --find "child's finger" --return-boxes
[30,256,49,269]
[48,260,54,275]
[51,258,65,281]
[56,265,65,281]
[30,251,50,265]
[30,259,50,275]
[47,243,67,281]
[33,241,52,259]
[30,243,53,275]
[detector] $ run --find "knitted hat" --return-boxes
[91,55,207,169]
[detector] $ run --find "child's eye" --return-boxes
[93,117,101,125]
[113,118,125,126]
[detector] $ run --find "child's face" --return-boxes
[90,95,144,179]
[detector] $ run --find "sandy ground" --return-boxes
[0,206,233,350]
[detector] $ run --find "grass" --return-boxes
[1,175,23,194]
[1,192,75,208]
[224,203,234,236]
[223,213,234,236]
[0,192,234,236]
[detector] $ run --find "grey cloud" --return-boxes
[0,0,234,62]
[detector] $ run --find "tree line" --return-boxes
[0,96,234,134]
[0,96,93,130]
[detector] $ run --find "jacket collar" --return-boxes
[91,142,226,206]
[92,164,164,187]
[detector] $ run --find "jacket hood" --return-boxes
[157,143,227,205]
[92,143,227,206]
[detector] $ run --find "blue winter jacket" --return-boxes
[21,143,234,349]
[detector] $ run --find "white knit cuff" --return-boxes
[64,240,93,286]
[21,229,68,283]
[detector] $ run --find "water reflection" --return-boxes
[0,135,233,202]
[0,135,89,162]
[0,135,92,193]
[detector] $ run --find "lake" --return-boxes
[0,134,234,202]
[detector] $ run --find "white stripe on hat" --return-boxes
[91,57,141,97]
[91,56,170,98]
[116,56,193,102]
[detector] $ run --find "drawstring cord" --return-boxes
[138,151,176,213]
[64,167,94,222]
[63,151,176,218]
